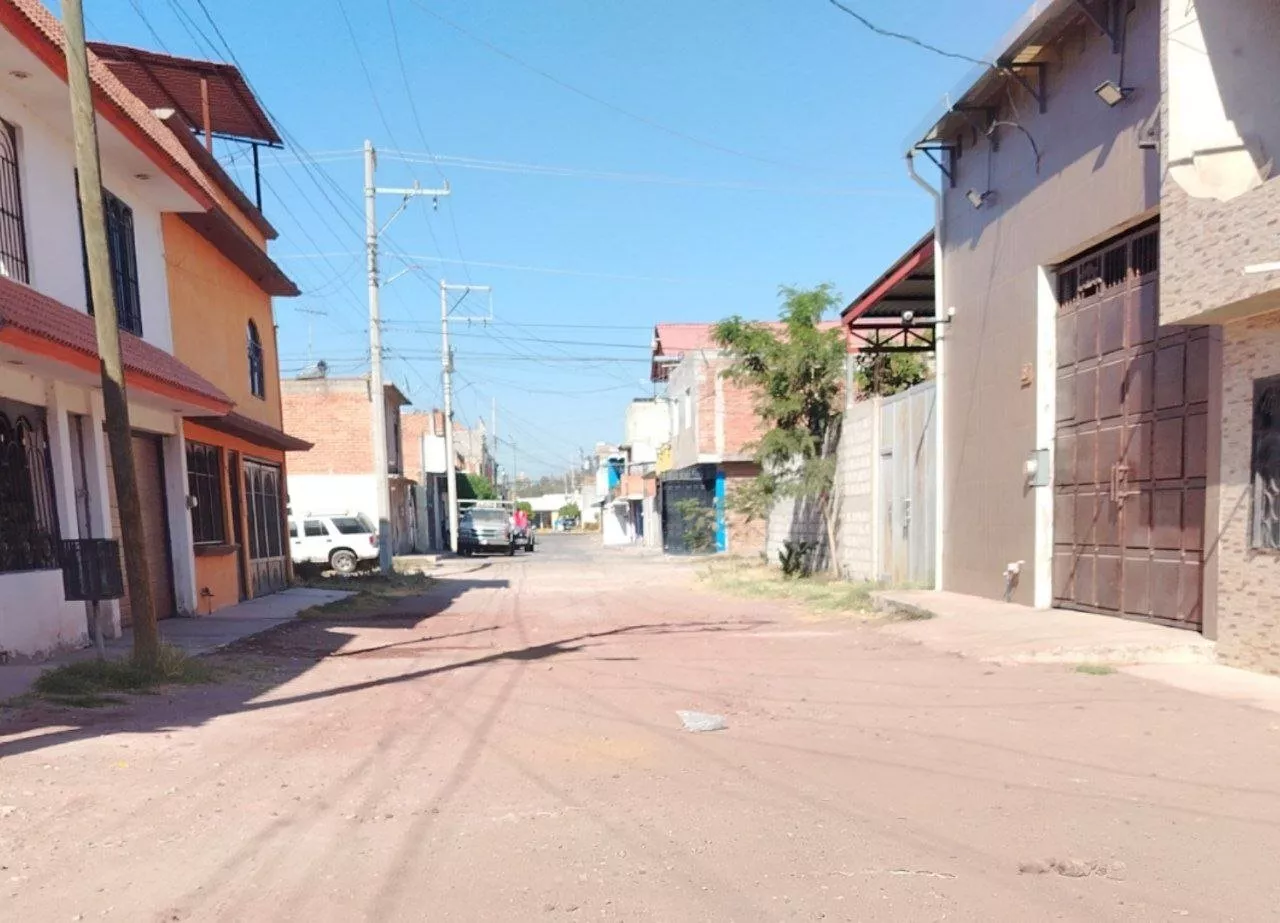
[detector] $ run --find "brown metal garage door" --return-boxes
[1053,223,1210,629]
[108,432,176,625]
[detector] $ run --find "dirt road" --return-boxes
[3,534,1280,921]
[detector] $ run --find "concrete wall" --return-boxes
[838,397,877,581]
[1161,0,1280,325]
[1,83,174,352]
[938,0,1161,604]
[625,399,670,462]
[166,211,283,428]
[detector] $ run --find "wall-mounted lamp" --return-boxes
[966,189,992,209]
[1094,80,1132,107]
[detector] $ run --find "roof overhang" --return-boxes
[88,42,281,145]
[0,277,232,415]
[905,0,1082,153]
[842,233,938,355]
[192,410,311,452]
[179,211,299,297]
[0,0,216,211]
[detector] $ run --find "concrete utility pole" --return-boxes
[490,396,497,488]
[63,0,159,668]
[438,279,492,553]
[364,140,449,572]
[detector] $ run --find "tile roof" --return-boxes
[0,276,232,412]
[3,0,217,208]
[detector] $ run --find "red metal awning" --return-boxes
[88,42,281,145]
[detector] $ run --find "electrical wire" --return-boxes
[403,0,822,174]
[822,0,992,66]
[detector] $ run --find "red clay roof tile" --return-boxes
[0,275,232,411]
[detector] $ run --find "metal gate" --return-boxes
[1053,223,1210,628]
[877,381,936,586]
[659,465,716,555]
[244,460,287,595]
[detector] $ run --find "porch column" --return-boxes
[163,429,198,615]
[44,381,80,541]
[84,392,121,637]
[1033,266,1058,609]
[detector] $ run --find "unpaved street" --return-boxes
[4,534,1280,921]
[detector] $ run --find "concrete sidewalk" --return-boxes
[0,586,350,701]
[874,588,1216,665]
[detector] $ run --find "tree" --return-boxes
[557,502,581,521]
[462,472,498,501]
[853,352,929,397]
[714,284,846,575]
[515,500,534,517]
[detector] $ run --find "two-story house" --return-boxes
[281,375,416,557]
[905,0,1280,674]
[650,323,768,555]
[0,0,270,653]
[83,43,309,613]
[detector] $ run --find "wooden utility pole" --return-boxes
[62,0,160,668]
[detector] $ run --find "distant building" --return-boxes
[280,376,416,555]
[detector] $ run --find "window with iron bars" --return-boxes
[186,442,226,545]
[0,119,29,284]
[0,401,60,573]
[76,178,143,337]
[1252,376,1280,551]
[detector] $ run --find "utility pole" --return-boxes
[364,140,449,571]
[491,397,498,490]
[63,0,160,668]
[438,279,492,553]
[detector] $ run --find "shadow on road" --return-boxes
[0,574,769,761]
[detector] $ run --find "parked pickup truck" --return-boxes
[458,506,515,556]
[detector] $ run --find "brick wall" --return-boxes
[722,461,765,557]
[1215,311,1280,674]
[281,379,374,475]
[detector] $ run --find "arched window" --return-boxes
[247,320,265,398]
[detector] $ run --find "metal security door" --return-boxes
[1053,224,1209,628]
[659,465,716,555]
[244,460,287,595]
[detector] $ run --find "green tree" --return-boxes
[853,352,929,397]
[463,472,498,501]
[713,284,846,574]
[557,502,581,521]
[515,500,534,517]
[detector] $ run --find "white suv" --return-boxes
[289,513,379,574]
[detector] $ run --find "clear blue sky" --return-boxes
[68,0,1024,477]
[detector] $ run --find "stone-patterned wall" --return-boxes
[1215,311,1280,674]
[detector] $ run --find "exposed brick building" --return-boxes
[280,376,416,554]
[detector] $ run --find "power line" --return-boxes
[384,0,472,283]
[282,250,696,285]
[381,325,650,350]
[822,0,991,67]
[384,150,902,196]
[403,0,821,174]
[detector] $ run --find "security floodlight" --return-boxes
[966,189,991,209]
[1094,80,1132,107]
